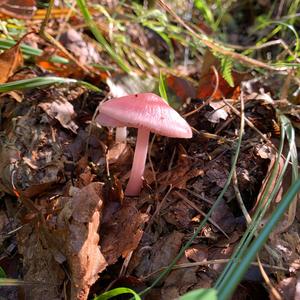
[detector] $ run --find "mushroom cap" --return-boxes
[96,93,192,138]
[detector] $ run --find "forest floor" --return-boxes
[0,0,299,299]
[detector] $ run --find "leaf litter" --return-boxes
[0,2,299,299]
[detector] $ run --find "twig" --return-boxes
[141,259,288,280]
[174,191,229,239]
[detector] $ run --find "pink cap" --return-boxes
[96,93,192,138]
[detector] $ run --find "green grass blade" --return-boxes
[93,287,141,300]
[0,77,101,93]
[0,38,69,64]
[76,0,131,73]
[0,267,6,278]
[218,176,300,299]
[180,288,217,300]
[158,72,168,103]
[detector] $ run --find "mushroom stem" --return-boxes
[125,128,150,196]
[115,127,127,143]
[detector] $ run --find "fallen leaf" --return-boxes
[163,199,194,229]
[166,75,196,108]
[0,0,36,19]
[185,245,208,262]
[210,200,236,234]
[197,50,245,101]
[56,182,107,300]
[101,199,149,266]
[0,43,23,84]
[16,223,65,299]
[107,142,132,166]
[162,256,198,298]
[131,231,184,280]
[206,101,229,123]
[39,98,78,133]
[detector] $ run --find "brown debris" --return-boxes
[0,44,23,84]
[17,223,65,300]
[101,199,149,266]
[131,231,185,280]
[55,182,107,300]
[39,98,78,133]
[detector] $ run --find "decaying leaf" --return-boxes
[185,245,208,262]
[39,98,78,133]
[131,231,185,280]
[162,256,198,299]
[17,224,65,300]
[17,182,107,300]
[0,44,23,84]
[56,182,107,300]
[101,199,149,266]
[206,101,229,123]
[0,143,20,195]
[149,145,204,189]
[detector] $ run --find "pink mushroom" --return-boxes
[96,93,192,196]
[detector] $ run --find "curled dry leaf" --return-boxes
[56,182,107,300]
[185,245,208,262]
[17,182,107,300]
[100,199,149,266]
[0,43,23,84]
[206,101,229,123]
[39,98,78,133]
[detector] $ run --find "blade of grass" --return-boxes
[180,288,217,300]
[217,176,300,299]
[93,287,141,300]
[0,77,101,93]
[76,0,131,73]
[0,38,69,64]
[158,71,168,102]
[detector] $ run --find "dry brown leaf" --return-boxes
[0,143,20,195]
[150,145,204,189]
[100,199,149,266]
[162,256,198,299]
[211,200,236,234]
[56,182,107,300]
[185,245,208,262]
[0,44,23,83]
[39,98,78,133]
[17,224,65,300]
[163,200,193,229]
[107,142,132,166]
[132,231,184,280]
